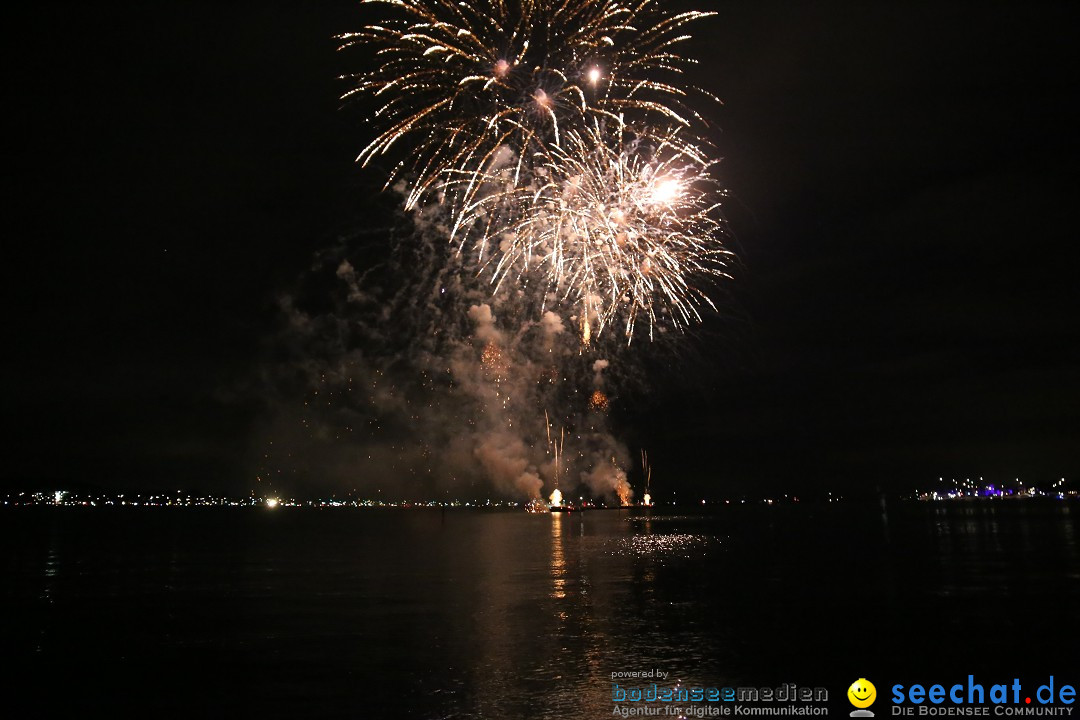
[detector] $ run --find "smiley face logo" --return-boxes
[848,678,877,709]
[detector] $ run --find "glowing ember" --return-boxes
[589,390,609,413]
[480,342,509,378]
[526,497,551,513]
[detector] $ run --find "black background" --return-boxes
[6,1,1078,496]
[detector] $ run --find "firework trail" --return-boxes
[641,448,653,506]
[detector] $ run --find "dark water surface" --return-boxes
[3,502,1078,717]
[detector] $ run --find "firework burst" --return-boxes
[458,122,732,342]
[338,0,717,214]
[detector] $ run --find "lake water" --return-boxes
[3,501,1078,717]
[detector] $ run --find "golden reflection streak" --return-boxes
[550,511,567,600]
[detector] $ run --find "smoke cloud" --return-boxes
[249,201,638,506]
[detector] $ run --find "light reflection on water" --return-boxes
[2,502,1077,717]
[605,533,718,560]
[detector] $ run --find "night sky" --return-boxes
[7,1,1077,497]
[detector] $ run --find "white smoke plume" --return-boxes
[249,184,644,505]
